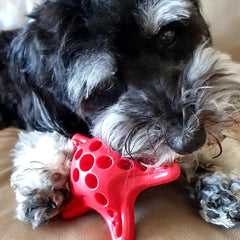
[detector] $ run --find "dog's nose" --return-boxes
[167,125,206,155]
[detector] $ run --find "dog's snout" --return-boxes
[167,125,206,155]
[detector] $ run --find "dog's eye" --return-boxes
[98,80,115,92]
[158,29,176,47]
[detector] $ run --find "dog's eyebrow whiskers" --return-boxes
[136,0,191,35]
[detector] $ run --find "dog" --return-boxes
[1,0,240,230]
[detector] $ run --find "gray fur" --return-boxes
[93,43,240,165]
[136,0,191,35]
[7,0,240,230]
[194,171,240,228]
[67,51,116,102]
[11,131,73,228]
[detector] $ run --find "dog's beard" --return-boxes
[92,43,240,165]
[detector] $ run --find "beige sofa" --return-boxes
[1,1,240,239]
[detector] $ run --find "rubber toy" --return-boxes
[62,134,181,240]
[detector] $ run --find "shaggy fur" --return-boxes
[1,0,240,229]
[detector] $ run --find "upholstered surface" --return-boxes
[1,128,240,240]
[202,0,240,62]
[1,0,240,239]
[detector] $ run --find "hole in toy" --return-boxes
[74,149,83,160]
[85,174,98,189]
[79,154,94,171]
[95,193,108,206]
[107,210,115,218]
[97,156,113,169]
[161,166,168,170]
[89,141,102,152]
[112,220,118,226]
[115,226,122,238]
[73,168,80,182]
[117,159,133,170]
[137,164,148,172]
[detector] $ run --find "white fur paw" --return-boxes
[11,131,73,228]
[15,188,70,228]
[194,171,240,228]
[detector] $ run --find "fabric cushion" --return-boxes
[0,128,240,240]
[1,0,240,239]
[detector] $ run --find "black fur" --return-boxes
[0,0,209,148]
[5,0,240,229]
[0,30,24,128]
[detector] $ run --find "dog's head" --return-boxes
[11,0,240,164]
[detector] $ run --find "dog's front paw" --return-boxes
[194,171,240,228]
[11,131,73,228]
[15,188,70,228]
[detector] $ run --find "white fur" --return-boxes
[186,43,240,86]
[11,131,73,228]
[6,0,240,230]
[92,102,179,165]
[31,93,61,130]
[136,0,191,35]
[181,43,240,136]
[67,52,116,101]
[198,171,240,228]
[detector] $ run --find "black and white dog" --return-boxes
[1,0,240,229]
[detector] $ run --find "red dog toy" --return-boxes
[62,134,181,240]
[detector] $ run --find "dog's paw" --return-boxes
[194,171,240,228]
[15,188,70,228]
[11,131,73,228]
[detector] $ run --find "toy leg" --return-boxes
[11,130,74,228]
[107,202,135,240]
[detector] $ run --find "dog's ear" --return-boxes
[8,0,91,135]
[9,0,88,87]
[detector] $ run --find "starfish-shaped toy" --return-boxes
[62,134,180,240]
